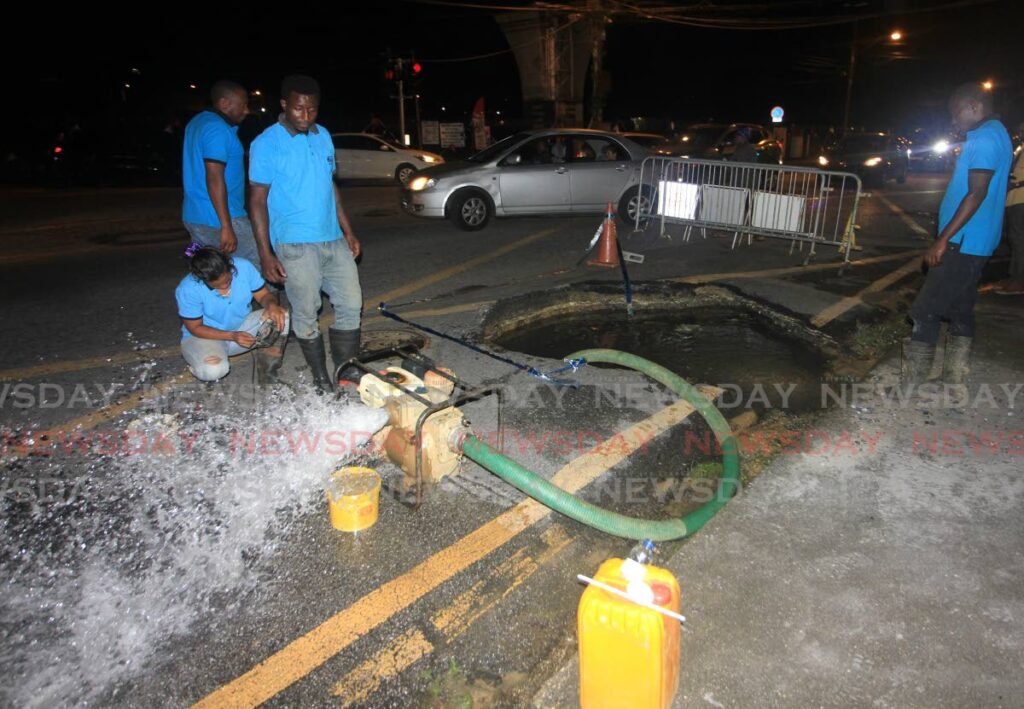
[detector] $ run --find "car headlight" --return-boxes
[419,155,438,163]
[863,157,883,167]
[817,155,829,167]
[932,140,949,154]
[408,176,436,191]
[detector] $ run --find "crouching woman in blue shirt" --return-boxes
[175,244,289,384]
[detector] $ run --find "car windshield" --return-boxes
[836,135,888,152]
[676,126,723,151]
[467,133,530,163]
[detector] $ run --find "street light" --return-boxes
[843,27,907,135]
[982,80,994,91]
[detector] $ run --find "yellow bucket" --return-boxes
[326,466,381,532]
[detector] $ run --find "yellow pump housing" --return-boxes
[359,368,466,489]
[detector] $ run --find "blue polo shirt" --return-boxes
[938,118,1012,256]
[176,257,265,341]
[182,111,247,227]
[248,118,341,247]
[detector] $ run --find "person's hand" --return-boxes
[263,303,287,332]
[261,253,287,283]
[924,240,947,268]
[346,233,362,259]
[232,331,256,348]
[219,225,238,253]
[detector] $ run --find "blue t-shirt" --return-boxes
[248,119,341,246]
[175,257,265,341]
[938,119,1012,256]
[182,111,247,227]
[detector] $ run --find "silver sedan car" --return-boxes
[401,129,650,230]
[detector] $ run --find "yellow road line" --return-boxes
[876,194,931,238]
[674,249,921,285]
[431,525,573,640]
[0,224,550,382]
[0,348,180,382]
[372,227,561,305]
[810,257,922,328]
[8,372,194,459]
[332,526,573,706]
[193,387,719,709]
[0,301,493,383]
[330,628,435,707]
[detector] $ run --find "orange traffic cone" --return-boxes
[588,203,619,268]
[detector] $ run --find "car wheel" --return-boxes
[447,190,491,231]
[395,163,417,185]
[618,186,654,227]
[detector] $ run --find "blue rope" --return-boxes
[615,233,635,317]
[378,303,585,387]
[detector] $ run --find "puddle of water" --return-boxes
[493,306,827,414]
[0,391,387,706]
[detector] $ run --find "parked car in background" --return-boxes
[905,130,958,172]
[817,132,908,185]
[615,132,684,156]
[331,133,444,185]
[402,129,650,230]
[673,123,784,164]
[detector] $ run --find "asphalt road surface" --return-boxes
[3,172,1004,707]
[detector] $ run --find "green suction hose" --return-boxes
[459,349,740,541]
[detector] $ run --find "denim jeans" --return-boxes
[276,239,362,339]
[909,243,988,344]
[184,216,261,272]
[1007,203,1024,283]
[180,309,290,381]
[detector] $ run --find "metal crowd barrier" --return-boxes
[633,156,863,265]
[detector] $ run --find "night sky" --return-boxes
[7,0,1023,156]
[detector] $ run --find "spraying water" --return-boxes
[0,388,387,706]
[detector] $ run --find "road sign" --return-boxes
[421,120,440,145]
[770,106,785,124]
[439,123,466,149]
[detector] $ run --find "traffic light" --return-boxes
[382,57,421,83]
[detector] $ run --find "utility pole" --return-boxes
[398,79,406,143]
[842,21,858,136]
[588,0,606,127]
[414,94,422,148]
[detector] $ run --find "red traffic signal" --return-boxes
[411,62,422,75]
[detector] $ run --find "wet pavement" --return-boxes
[2,174,1022,706]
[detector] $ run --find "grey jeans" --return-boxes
[184,216,261,271]
[276,240,362,338]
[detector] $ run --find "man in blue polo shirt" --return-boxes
[182,80,262,268]
[904,82,1012,386]
[249,75,363,393]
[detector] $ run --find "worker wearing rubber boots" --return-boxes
[904,83,1011,387]
[249,75,363,393]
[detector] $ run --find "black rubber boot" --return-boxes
[328,328,361,386]
[901,339,936,387]
[297,335,332,393]
[942,335,972,385]
[255,335,287,387]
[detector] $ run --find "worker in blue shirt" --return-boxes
[904,82,1012,386]
[249,75,363,393]
[181,80,262,269]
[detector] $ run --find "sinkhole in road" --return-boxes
[483,282,837,416]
